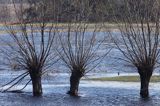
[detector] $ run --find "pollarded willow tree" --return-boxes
[55,0,111,96]
[0,0,58,96]
[56,22,111,96]
[109,0,160,98]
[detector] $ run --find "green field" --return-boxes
[86,75,160,82]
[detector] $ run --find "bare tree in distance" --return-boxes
[0,4,10,22]
[0,0,58,96]
[109,0,160,98]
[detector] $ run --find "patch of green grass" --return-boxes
[86,76,160,82]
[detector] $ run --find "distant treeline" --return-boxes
[0,0,158,23]
[21,0,122,22]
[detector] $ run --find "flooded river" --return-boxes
[0,72,159,106]
[0,28,160,105]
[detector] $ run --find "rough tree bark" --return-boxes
[138,68,153,98]
[30,71,42,97]
[67,71,83,96]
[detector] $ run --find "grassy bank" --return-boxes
[86,75,160,82]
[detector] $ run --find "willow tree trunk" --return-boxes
[67,71,83,96]
[138,70,152,98]
[30,71,42,97]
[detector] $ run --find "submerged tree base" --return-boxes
[67,91,79,96]
[140,90,149,98]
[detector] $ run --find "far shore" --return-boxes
[84,75,160,82]
[0,22,157,35]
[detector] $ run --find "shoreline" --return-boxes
[84,75,160,82]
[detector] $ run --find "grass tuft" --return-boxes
[86,75,160,82]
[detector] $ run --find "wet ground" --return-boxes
[0,72,160,106]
